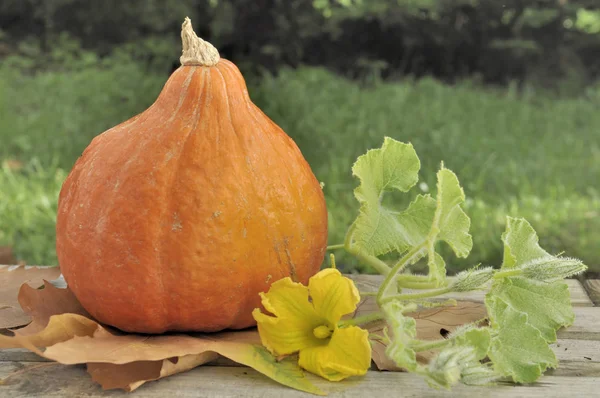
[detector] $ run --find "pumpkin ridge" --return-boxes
[167,67,197,123]
[57,106,155,296]
[86,67,199,304]
[155,67,210,331]
[222,62,295,322]
[242,81,306,207]
[76,67,202,331]
[212,64,258,317]
[217,62,310,283]
[90,117,161,273]
[214,62,269,302]
[213,65,239,142]
[218,60,252,102]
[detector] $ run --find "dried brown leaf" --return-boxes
[87,353,219,391]
[43,327,261,365]
[353,296,488,371]
[0,265,61,329]
[0,282,97,351]
[0,282,324,394]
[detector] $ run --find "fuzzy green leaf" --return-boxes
[487,277,574,342]
[460,363,503,386]
[434,168,473,259]
[351,138,472,283]
[353,137,421,204]
[423,327,494,389]
[351,138,421,256]
[500,217,553,269]
[382,301,418,371]
[424,346,477,389]
[453,327,491,360]
[490,217,581,342]
[487,298,557,383]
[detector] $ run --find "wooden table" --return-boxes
[1,274,599,397]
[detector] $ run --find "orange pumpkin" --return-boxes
[55,18,328,334]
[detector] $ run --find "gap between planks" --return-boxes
[1,338,598,377]
[0,361,599,397]
[1,268,592,306]
[582,280,600,306]
[348,274,594,307]
[348,275,600,340]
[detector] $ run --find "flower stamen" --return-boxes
[313,325,333,339]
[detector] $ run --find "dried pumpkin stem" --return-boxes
[180,17,220,66]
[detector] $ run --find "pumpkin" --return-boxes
[55,18,328,334]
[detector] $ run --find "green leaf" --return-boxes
[453,327,491,360]
[434,168,472,259]
[218,344,326,396]
[487,297,557,383]
[402,167,472,282]
[500,217,552,269]
[352,137,421,204]
[381,301,418,371]
[396,194,436,247]
[351,138,472,284]
[490,217,582,342]
[422,327,495,389]
[424,346,477,389]
[351,138,421,256]
[460,363,503,386]
[487,277,574,342]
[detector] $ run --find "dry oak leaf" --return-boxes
[0,282,325,394]
[348,275,488,371]
[353,295,488,371]
[0,264,61,329]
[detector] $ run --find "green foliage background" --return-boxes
[0,0,598,272]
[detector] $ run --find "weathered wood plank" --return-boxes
[550,339,600,377]
[0,269,593,307]
[0,349,50,363]
[553,339,599,362]
[1,338,598,378]
[1,361,599,397]
[583,280,600,306]
[349,274,598,339]
[559,307,600,340]
[348,275,594,307]
[546,362,600,378]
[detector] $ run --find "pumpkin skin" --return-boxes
[55,23,328,334]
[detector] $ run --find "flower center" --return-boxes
[313,325,333,339]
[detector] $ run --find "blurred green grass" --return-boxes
[1,63,598,272]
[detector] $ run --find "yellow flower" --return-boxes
[252,268,371,381]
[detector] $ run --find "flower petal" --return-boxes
[308,269,360,324]
[253,278,323,355]
[260,277,318,320]
[298,326,371,381]
[253,309,323,355]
